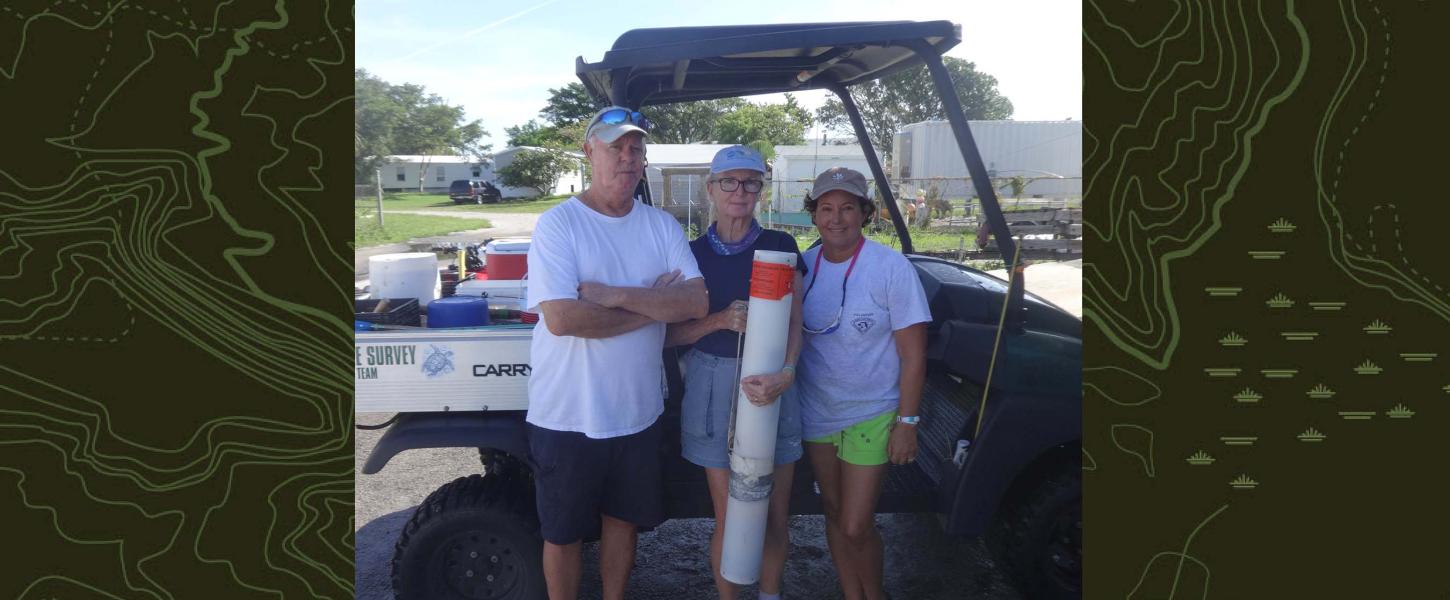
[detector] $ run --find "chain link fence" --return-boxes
[649,172,1082,261]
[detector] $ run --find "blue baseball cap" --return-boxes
[709,145,766,174]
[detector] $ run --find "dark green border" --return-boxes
[0,1,353,598]
[1086,1,1450,596]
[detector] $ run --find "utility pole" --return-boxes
[375,168,385,227]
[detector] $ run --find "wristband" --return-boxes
[781,365,796,376]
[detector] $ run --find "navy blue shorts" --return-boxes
[526,420,665,545]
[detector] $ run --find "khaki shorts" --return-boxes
[805,410,896,466]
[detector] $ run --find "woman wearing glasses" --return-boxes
[665,145,805,600]
[797,167,930,600]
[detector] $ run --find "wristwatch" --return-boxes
[895,415,921,426]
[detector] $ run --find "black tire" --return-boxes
[392,473,545,600]
[988,466,1082,600]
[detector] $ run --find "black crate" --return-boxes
[354,298,421,327]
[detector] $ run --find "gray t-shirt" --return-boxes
[796,240,932,439]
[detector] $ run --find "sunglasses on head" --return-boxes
[595,107,651,131]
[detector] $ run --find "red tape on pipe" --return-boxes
[749,262,794,300]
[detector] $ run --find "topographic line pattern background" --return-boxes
[1,0,353,598]
[1086,1,1450,596]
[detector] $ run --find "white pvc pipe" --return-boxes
[720,249,797,585]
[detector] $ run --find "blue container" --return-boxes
[427,296,490,328]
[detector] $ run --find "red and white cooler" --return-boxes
[485,238,530,280]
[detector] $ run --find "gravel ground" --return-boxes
[355,413,1023,600]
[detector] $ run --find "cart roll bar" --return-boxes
[611,67,632,109]
[827,83,912,252]
[905,39,1025,325]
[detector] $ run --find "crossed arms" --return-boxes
[538,270,709,338]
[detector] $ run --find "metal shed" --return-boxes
[894,120,1082,201]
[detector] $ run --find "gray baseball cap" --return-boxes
[807,167,870,200]
[584,106,650,144]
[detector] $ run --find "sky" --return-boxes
[356,0,1082,152]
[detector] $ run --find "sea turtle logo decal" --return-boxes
[421,344,455,378]
[832,171,845,181]
[851,316,875,333]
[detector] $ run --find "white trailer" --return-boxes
[892,120,1083,200]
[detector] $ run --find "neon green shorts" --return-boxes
[805,410,896,466]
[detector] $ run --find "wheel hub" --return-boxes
[443,532,523,599]
[1044,504,1083,590]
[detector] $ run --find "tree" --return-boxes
[525,84,817,147]
[397,103,487,192]
[502,83,599,152]
[355,70,404,183]
[814,57,1012,162]
[529,83,815,146]
[540,82,597,127]
[354,69,490,188]
[505,119,573,148]
[645,98,746,143]
[746,140,775,162]
[715,95,812,146]
[496,149,578,197]
[555,120,588,149]
[746,140,779,213]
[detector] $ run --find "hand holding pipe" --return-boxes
[720,250,797,585]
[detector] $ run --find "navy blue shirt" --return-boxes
[689,229,807,358]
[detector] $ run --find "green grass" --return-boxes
[355,208,492,247]
[784,227,986,257]
[871,229,981,253]
[784,228,1005,271]
[940,197,1082,218]
[354,193,569,214]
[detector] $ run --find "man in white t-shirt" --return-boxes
[525,106,707,600]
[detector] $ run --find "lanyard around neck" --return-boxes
[803,236,866,303]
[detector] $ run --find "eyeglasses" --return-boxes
[594,107,651,131]
[802,304,845,335]
[801,237,866,335]
[711,177,764,193]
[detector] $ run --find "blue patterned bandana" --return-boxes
[706,220,763,256]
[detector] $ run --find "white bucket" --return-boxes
[369,253,439,306]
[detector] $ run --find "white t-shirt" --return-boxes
[525,196,703,438]
[797,239,932,439]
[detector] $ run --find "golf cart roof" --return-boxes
[576,20,960,107]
